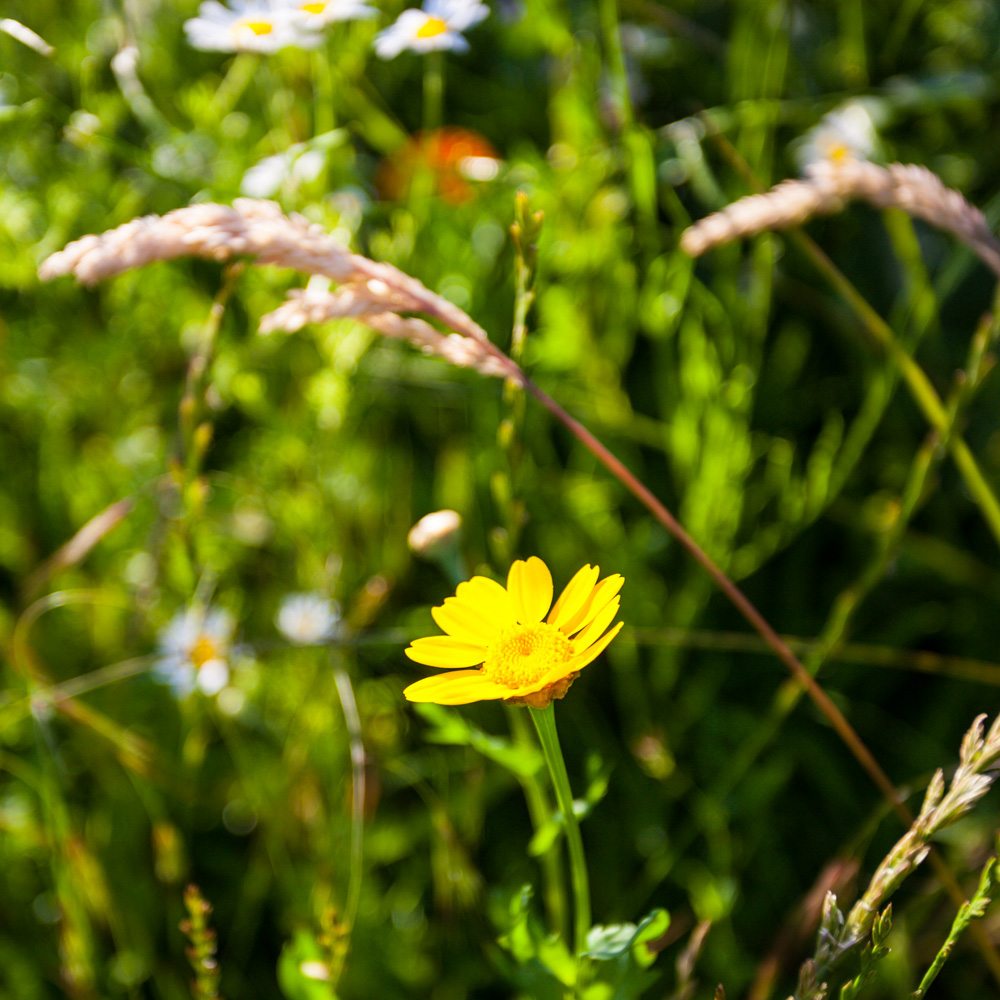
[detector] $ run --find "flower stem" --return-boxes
[313,45,336,138]
[422,51,444,132]
[331,652,366,943]
[529,704,590,961]
[507,705,568,943]
[210,52,258,119]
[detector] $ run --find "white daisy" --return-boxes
[280,0,377,27]
[374,0,489,58]
[185,0,322,53]
[154,607,236,697]
[241,145,327,197]
[796,102,877,173]
[276,592,342,645]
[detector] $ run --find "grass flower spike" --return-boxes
[374,0,489,58]
[404,557,623,708]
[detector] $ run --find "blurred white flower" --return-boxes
[280,0,377,27]
[374,0,489,58]
[185,0,322,52]
[241,145,328,197]
[276,592,341,645]
[796,103,877,173]
[154,607,236,697]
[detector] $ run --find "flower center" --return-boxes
[826,141,850,162]
[302,2,327,12]
[416,16,448,38]
[484,623,573,690]
[191,636,221,669]
[242,19,274,36]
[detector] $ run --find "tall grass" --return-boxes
[4,1,1000,997]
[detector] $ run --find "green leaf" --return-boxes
[585,909,670,965]
[631,909,671,969]
[537,934,577,987]
[499,886,577,992]
[277,930,337,1000]
[586,923,640,961]
[414,704,543,777]
[499,884,539,963]
[527,818,561,857]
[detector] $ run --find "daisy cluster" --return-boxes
[153,590,340,701]
[185,0,489,57]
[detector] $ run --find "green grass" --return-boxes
[5,0,1000,997]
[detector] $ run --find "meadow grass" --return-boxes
[4,1,1000,998]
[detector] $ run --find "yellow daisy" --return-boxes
[404,557,624,709]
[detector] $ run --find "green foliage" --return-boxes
[912,858,999,998]
[500,884,669,1000]
[6,0,1000,997]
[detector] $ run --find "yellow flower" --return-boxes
[404,557,624,709]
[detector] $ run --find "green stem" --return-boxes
[598,0,631,127]
[313,45,336,137]
[422,51,444,132]
[331,653,366,944]
[529,705,590,961]
[507,706,568,942]
[210,52,258,119]
[789,231,1000,546]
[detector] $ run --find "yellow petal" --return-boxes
[560,574,624,635]
[404,670,510,704]
[455,575,516,628]
[564,621,624,672]
[432,596,503,645]
[405,635,487,668]
[548,564,599,629]
[507,557,553,624]
[572,596,620,653]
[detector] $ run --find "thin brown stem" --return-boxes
[519,375,902,804]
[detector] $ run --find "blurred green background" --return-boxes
[4,0,1000,997]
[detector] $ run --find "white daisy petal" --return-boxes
[185,0,322,53]
[374,0,488,58]
[154,606,237,699]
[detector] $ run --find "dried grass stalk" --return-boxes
[39,200,511,378]
[794,713,1000,999]
[259,280,423,332]
[680,160,1000,278]
[39,200,360,285]
[843,712,1000,940]
[363,313,508,377]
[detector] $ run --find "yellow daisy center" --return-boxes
[484,623,573,690]
[242,19,274,36]
[416,16,449,38]
[302,2,327,12]
[191,636,222,669]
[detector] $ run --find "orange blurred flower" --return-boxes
[377,127,501,204]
